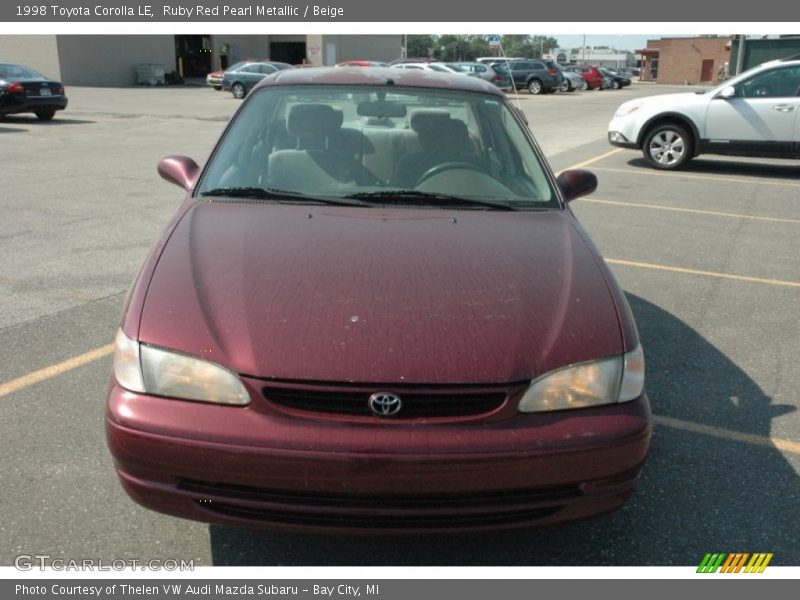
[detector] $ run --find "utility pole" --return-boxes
[581,34,586,65]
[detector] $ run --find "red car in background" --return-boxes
[567,65,605,90]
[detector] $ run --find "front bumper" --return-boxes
[608,115,641,149]
[0,94,68,116]
[608,131,638,149]
[106,382,652,533]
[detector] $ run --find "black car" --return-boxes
[598,68,632,89]
[0,63,67,121]
[221,61,294,99]
[495,59,564,95]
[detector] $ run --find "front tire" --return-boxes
[527,79,543,95]
[231,82,246,99]
[35,108,56,121]
[643,124,694,170]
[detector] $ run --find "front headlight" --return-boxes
[614,103,640,117]
[112,328,250,406]
[518,344,645,413]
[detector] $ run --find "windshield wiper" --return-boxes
[200,187,370,207]
[342,190,517,211]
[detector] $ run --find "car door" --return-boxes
[510,61,532,86]
[704,65,800,153]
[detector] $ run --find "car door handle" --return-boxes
[772,104,795,112]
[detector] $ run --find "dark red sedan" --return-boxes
[107,67,651,533]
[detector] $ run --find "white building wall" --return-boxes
[0,35,61,80]
[56,35,175,86]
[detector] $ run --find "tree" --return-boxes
[405,35,436,59]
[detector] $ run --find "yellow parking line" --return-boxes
[606,258,800,288]
[0,344,113,398]
[592,166,800,189]
[654,415,800,455]
[581,197,800,225]
[558,148,623,174]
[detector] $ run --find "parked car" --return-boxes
[566,65,604,90]
[503,59,565,94]
[562,70,588,92]
[391,62,460,74]
[206,60,260,90]
[389,57,441,65]
[0,62,67,121]
[336,60,389,68]
[608,56,800,169]
[542,60,585,92]
[446,61,512,90]
[221,61,293,99]
[598,67,632,89]
[107,67,651,533]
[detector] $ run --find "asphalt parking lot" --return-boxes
[1,82,798,566]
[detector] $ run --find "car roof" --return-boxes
[254,66,504,96]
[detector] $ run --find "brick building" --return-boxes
[638,36,732,85]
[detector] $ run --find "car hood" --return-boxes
[138,203,623,384]
[620,91,707,112]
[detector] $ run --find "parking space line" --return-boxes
[654,415,800,455]
[0,344,113,399]
[606,258,800,288]
[592,166,800,189]
[558,148,623,173]
[581,197,800,225]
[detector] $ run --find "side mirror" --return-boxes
[716,85,736,99]
[557,169,598,203]
[157,155,200,191]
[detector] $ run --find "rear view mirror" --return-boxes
[158,155,200,191]
[717,85,736,99]
[357,101,407,118]
[556,169,598,203]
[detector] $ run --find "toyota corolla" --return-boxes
[106,67,651,533]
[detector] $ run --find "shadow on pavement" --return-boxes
[208,293,798,566]
[0,116,94,126]
[626,156,800,180]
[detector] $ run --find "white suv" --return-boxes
[608,56,800,169]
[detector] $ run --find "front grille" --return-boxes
[180,479,577,529]
[261,382,509,418]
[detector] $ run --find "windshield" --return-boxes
[197,85,557,209]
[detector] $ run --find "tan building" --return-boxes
[0,35,402,86]
[638,36,732,85]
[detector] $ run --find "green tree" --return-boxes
[405,35,436,59]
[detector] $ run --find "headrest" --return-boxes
[409,109,451,132]
[416,118,470,153]
[287,104,343,138]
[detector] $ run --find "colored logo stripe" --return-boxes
[698,553,773,573]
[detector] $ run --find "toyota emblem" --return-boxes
[368,392,403,417]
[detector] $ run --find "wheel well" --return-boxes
[638,115,699,154]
